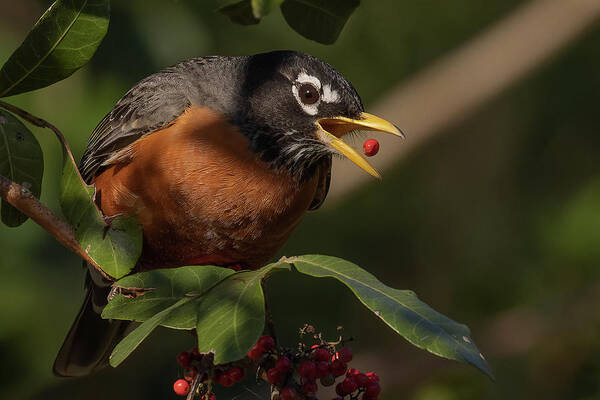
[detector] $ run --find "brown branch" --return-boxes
[0,174,98,267]
[0,100,109,277]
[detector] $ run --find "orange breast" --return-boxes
[92,106,320,269]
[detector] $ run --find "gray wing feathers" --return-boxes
[79,56,244,182]
[79,71,191,182]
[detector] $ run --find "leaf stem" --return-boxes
[0,100,82,180]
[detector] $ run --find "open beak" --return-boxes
[315,112,405,178]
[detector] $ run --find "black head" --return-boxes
[235,51,365,177]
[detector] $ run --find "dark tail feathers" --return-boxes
[53,285,131,377]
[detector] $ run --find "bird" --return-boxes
[53,50,403,377]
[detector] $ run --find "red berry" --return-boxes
[363,139,379,157]
[280,387,299,400]
[331,359,347,377]
[214,370,233,387]
[346,368,359,377]
[316,361,330,378]
[313,347,330,362]
[248,345,263,360]
[366,372,379,383]
[184,367,198,382]
[365,383,381,398]
[338,347,353,363]
[355,373,370,388]
[335,382,346,396]
[267,367,284,384]
[173,379,190,396]
[257,335,275,352]
[275,356,292,372]
[220,375,233,387]
[177,351,191,367]
[341,377,358,394]
[301,380,318,395]
[228,366,245,382]
[298,361,317,380]
[190,347,201,360]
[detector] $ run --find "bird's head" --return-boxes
[233,51,403,179]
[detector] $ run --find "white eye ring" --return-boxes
[292,72,321,115]
[297,72,321,90]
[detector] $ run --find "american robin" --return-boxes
[53,50,402,377]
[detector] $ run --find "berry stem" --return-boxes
[186,372,203,400]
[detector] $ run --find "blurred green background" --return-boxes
[1,0,600,399]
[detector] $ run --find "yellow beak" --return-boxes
[315,112,404,178]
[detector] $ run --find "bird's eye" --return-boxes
[298,83,320,105]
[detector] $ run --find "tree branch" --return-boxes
[0,174,98,266]
[0,100,110,278]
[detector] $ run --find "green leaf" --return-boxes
[102,265,236,328]
[280,0,360,44]
[105,262,289,366]
[195,263,289,364]
[0,0,110,97]
[109,297,194,367]
[103,255,490,374]
[59,144,141,279]
[251,0,280,18]
[217,0,261,25]
[288,255,493,378]
[0,110,43,226]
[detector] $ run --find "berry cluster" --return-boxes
[172,346,246,399]
[171,327,381,400]
[335,369,380,400]
[249,326,381,400]
[248,335,276,360]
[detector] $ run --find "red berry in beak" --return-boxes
[363,139,379,157]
